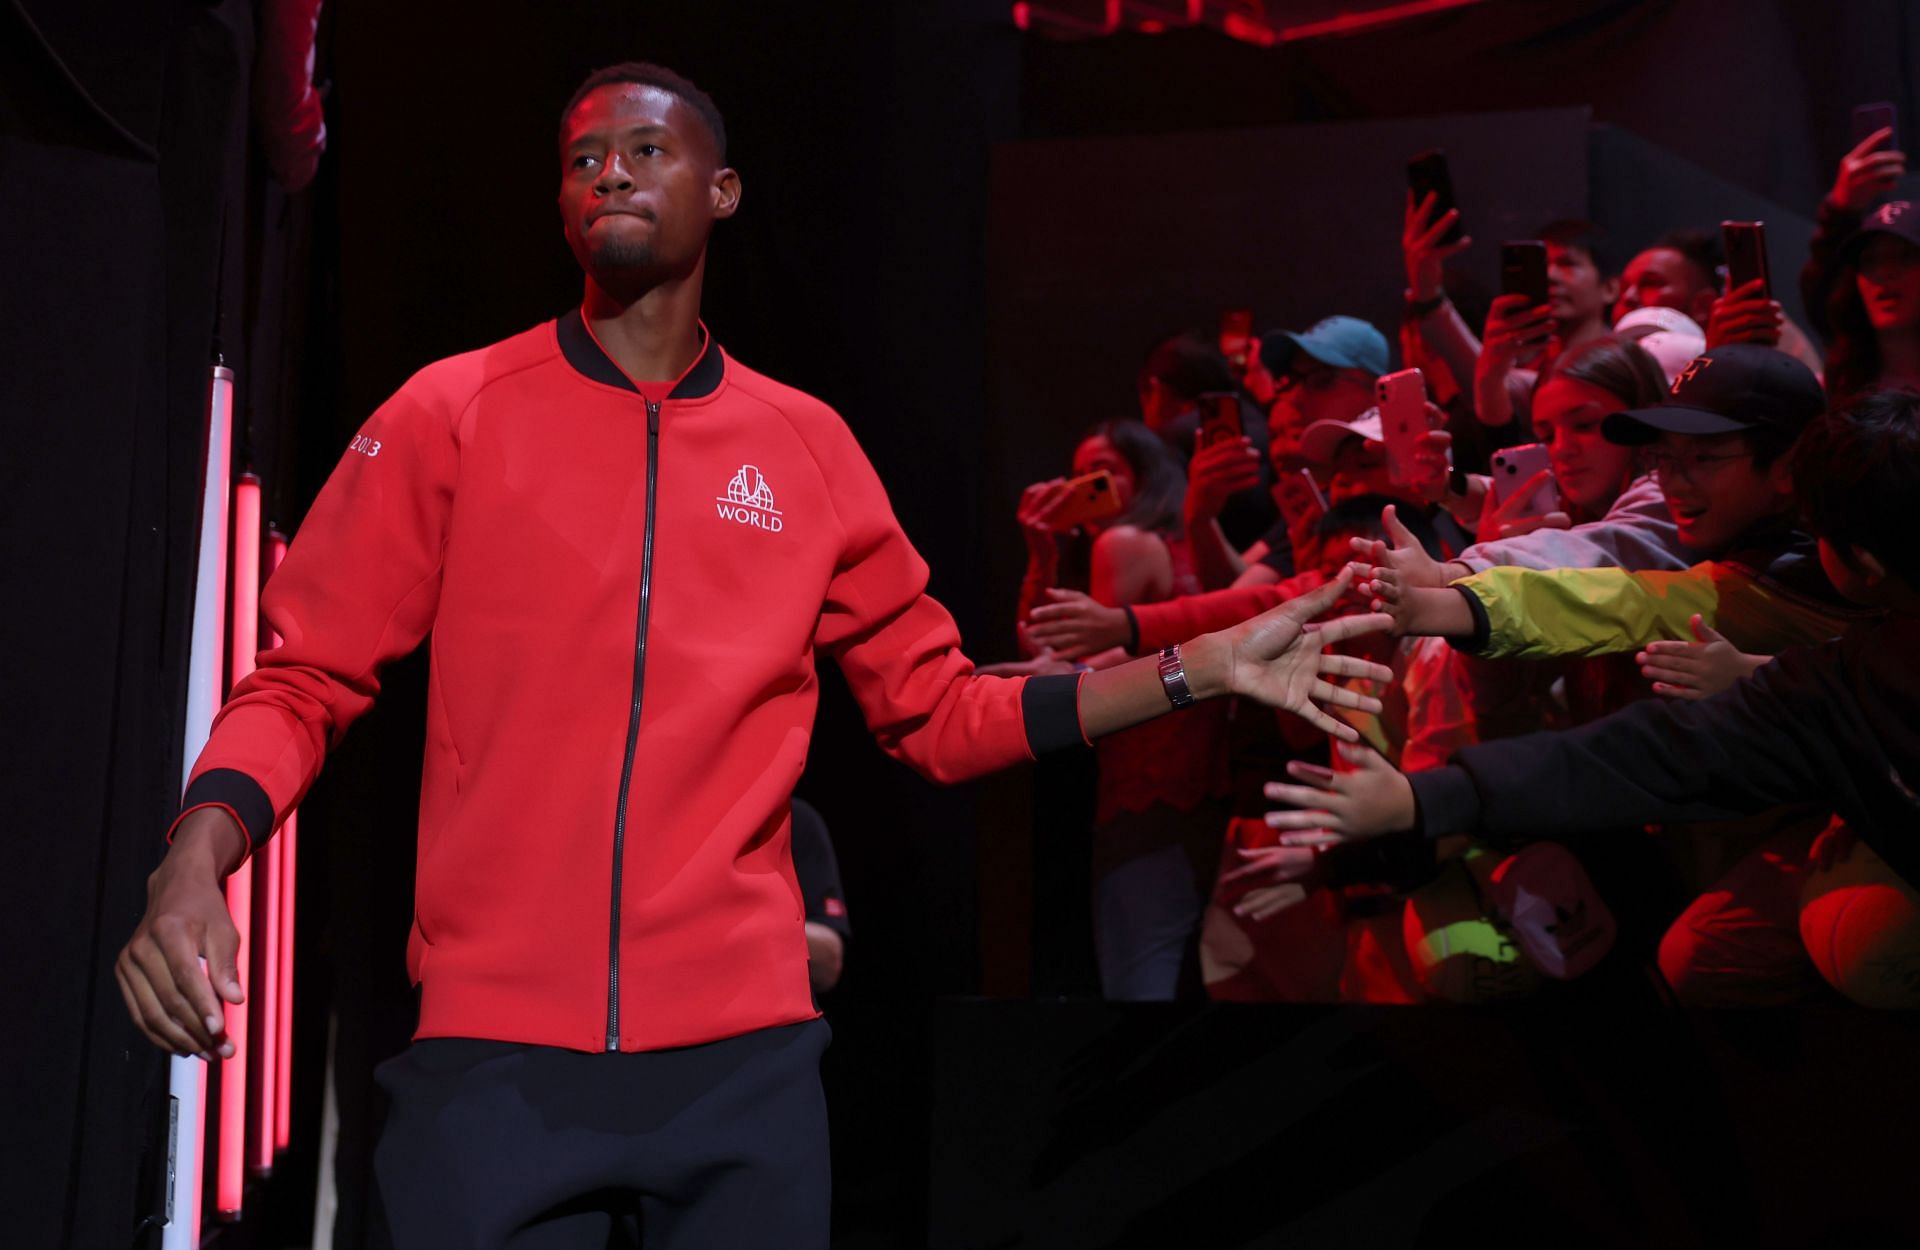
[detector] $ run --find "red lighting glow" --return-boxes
[269,531,295,1153]
[215,474,262,1216]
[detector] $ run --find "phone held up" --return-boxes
[1490,442,1562,520]
[1720,221,1771,301]
[1406,149,1465,244]
[1853,101,1898,152]
[1375,367,1430,487]
[1500,240,1550,308]
[1050,470,1124,530]
[1196,391,1244,451]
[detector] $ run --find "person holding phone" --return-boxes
[1464,222,1621,434]
[1136,330,1277,548]
[1018,420,1242,1000]
[1814,200,1920,405]
[1802,119,1909,344]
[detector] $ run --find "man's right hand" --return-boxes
[1830,128,1908,214]
[116,808,248,1059]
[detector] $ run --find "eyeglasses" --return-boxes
[1645,448,1752,486]
[1275,365,1340,395]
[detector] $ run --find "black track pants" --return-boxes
[370,1019,831,1249]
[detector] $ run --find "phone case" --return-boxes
[1490,443,1561,517]
[1196,392,1244,449]
[1720,221,1771,299]
[1052,471,1123,529]
[1853,102,1898,150]
[1407,150,1464,243]
[1500,242,1550,306]
[1376,368,1428,487]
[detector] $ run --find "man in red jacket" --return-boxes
[116,63,1391,1248]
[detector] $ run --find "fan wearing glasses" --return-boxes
[1354,345,1878,695]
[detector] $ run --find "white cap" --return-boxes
[1300,409,1384,466]
[1613,305,1704,341]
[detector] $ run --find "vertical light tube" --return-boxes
[216,473,262,1217]
[271,527,296,1153]
[164,362,234,1250]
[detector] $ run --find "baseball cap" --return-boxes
[1262,315,1390,380]
[1300,408,1384,466]
[1601,343,1825,445]
[1841,199,1920,257]
[1613,308,1707,385]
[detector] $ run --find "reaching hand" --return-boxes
[1185,436,1264,524]
[1262,741,1416,843]
[1831,128,1908,214]
[1404,190,1473,303]
[1636,613,1769,699]
[1704,278,1783,349]
[1217,566,1395,742]
[1348,503,1447,590]
[1027,587,1130,659]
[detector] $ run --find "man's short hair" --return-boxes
[1537,218,1619,277]
[1654,228,1725,291]
[1794,387,1920,587]
[1139,331,1235,400]
[559,62,728,165]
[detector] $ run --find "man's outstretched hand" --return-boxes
[1215,566,1395,742]
[115,808,248,1060]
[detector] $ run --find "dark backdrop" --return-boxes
[9,2,1920,1247]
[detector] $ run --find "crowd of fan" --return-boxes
[997,126,1920,1009]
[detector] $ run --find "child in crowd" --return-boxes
[1269,391,1920,1007]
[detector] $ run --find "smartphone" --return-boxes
[1051,470,1124,529]
[1853,101,1898,151]
[1500,241,1550,307]
[1721,220,1771,300]
[1375,367,1428,487]
[1406,149,1464,244]
[1196,391,1243,450]
[1218,308,1255,372]
[1490,443,1562,518]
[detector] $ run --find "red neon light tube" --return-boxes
[215,474,262,1217]
[268,531,296,1154]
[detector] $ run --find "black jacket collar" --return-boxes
[557,307,724,399]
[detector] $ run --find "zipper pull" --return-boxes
[647,398,660,436]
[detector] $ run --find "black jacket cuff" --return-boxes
[176,768,275,852]
[1445,585,1492,654]
[1409,765,1482,841]
[1023,672,1090,754]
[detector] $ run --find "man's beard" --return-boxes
[590,235,658,272]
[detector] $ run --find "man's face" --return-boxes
[1547,241,1619,330]
[1647,430,1790,553]
[1614,247,1717,325]
[1326,438,1398,504]
[557,84,739,285]
[1268,361,1373,464]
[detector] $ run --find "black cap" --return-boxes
[1841,199,1920,258]
[1602,344,1825,446]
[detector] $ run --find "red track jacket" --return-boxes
[173,312,1086,1052]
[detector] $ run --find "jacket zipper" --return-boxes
[606,397,662,1050]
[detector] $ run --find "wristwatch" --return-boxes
[1157,645,1195,710]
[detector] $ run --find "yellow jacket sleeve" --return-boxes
[1457,561,1854,659]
